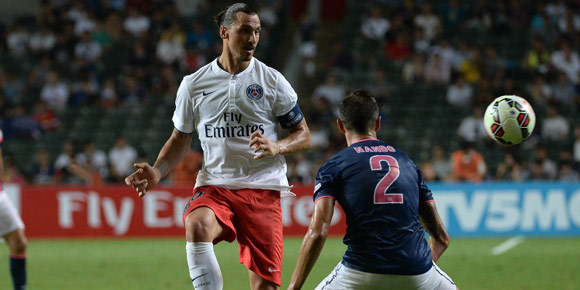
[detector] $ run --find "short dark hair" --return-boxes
[214,3,258,28]
[338,90,379,134]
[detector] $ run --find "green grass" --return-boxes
[1,237,579,289]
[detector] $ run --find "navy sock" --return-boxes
[10,255,26,290]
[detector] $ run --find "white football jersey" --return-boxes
[172,58,303,196]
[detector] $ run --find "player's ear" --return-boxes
[375,117,381,132]
[337,119,346,134]
[220,26,228,39]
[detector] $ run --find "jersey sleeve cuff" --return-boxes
[172,116,195,134]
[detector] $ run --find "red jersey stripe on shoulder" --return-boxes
[314,195,334,203]
[351,138,379,145]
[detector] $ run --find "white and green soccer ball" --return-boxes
[483,95,536,145]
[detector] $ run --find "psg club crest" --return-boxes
[246,84,263,101]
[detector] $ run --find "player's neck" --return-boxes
[218,52,251,75]
[345,131,377,146]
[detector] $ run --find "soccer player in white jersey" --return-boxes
[0,129,28,290]
[125,3,311,290]
[288,90,457,290]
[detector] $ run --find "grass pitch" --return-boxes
[1,237,579,289]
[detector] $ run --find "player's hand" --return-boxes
[124,163,161,198]
[249,130,281,159]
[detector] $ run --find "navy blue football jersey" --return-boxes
[314,139,434,275]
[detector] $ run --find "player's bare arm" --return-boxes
[249,119,311,160]
[125,128,193,197]
[288,197,334,290]
[419,201,450,262]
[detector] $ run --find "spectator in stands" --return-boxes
[1,70,25,104]
[361,6,390,41]
[54,140,92,184]
[292,152,314,183]
[414,3,441,41]
[74,31,102,61]
[556,9,580,35]
[9,105,42,140]
[123,8,151,38]
[446,75,472,107]
[441,0,466,29]
[156,22,186,65]
[495,152,529,181]
[172,147,203,187]
[31,149,55,184]
[459,47,483,83]
[530,144,558,180]
[73,11,97,37]
[307,121,330,152]
[77,140,109,182]
[128,42,151,69]
[546,0,567,20]
[558,161,579,181]
[483,46,505,82]
[431,145,452,181]
[527,74,553,107]
[367,67,390,104]
[385,32,411,62]
[186,21,215,51]
[1,153,26,185]
[108,134,137,183]
[29,25,56,54]
[522,38,551,76]
[424,52,451,84]
[67,0,87,23]
[541,103,570,142]
[450,139,486,182]
[99,78,118,109]
[324,43,353,72]
[32,101,60,132]
[530,159,550,180]
[402,53,425,83]
[120,76,146,107]
[551,42,580,85]
[41,71,69,113]
[457,107,487,143]
[552,73,577,106]
[431,38,455,67]
[6,24,29,56]
[70,78,98,108]
[573,125,580,166]
[419,160,437,182]
[451,41,471,71]
[312,73,345,113]
[412,29,430,55]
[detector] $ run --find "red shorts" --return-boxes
[182,185,283,286]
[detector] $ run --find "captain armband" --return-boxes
[276,104,304,129]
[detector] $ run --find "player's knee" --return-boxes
[185,208,219,242]
[9,235,27,255]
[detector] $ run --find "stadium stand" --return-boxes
[0,0,579,184]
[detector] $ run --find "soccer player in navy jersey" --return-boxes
[288,90,457,290]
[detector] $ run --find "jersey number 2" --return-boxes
[369,155,403,204]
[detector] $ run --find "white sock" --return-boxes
[186,242,223,290]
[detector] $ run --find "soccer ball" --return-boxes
[483,95,536,145]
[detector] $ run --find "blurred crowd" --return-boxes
[1,0,580,186]
[289,0,580,183]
